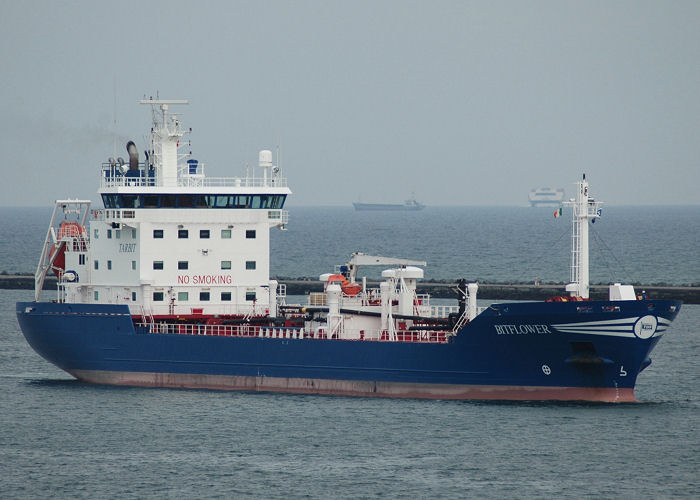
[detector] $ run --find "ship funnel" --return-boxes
[126,141,139,170]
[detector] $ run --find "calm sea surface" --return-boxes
[1,290,698,498]
[1,206,699,498]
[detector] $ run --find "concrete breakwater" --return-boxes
[3,275,698,304]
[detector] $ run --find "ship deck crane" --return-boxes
[343,252,427,283]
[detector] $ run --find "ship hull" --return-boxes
[68,370,634,401]
[16,299,681,402]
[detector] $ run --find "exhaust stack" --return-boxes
[126,141,139,170]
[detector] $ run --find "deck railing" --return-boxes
[100,163,287,189]
[137,321,451,343]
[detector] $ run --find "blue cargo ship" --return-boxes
[16,99,681,402]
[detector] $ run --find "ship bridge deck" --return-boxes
[100,162,288,190]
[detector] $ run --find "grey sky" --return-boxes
[1,0,698,206]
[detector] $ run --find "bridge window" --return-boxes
[246,261,256,270]
[94,260,99,270]
[200,229,210,239]
[104,193,287,209]
[178,229,188,239]
[161,195,176,208]
[234,196,250,208]
[221,229,231,239]
[153,261,164,270]
[121,195,139,208]
[102,194,117,208]
[178,195,195,208]
[221,261,231,270]
[246,230,256,239]
[107,260,112,270]
[193,195,210,208]
[215,195,233,208]
[144,195,159,208]
[153,229,163,239]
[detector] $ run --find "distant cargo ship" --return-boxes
[353,197,425,211]
[529,187,565,207]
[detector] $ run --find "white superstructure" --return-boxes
[37,99,290,317]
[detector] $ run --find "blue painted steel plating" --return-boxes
[16,299,681,399]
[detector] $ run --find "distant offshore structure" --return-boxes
[353,195,425,211]
[529,187,565,207]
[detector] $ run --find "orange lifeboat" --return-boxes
[58,221,85,238]
[50,222,88,276]
[49,244,66,277]
[325,274,362,296]
[325,274,346,287]
[341,282,362,296]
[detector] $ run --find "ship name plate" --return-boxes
[494,324,552,335]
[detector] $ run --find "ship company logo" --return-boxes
[551,316,670,338]
[633,315,658,339]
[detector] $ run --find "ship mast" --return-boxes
[563,174,602,299]
[139,98,189,187]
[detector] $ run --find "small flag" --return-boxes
[553,207,562,218]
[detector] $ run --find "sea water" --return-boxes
[0,290,698,498]
[271,205,700,286]
[1,205,699,498]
